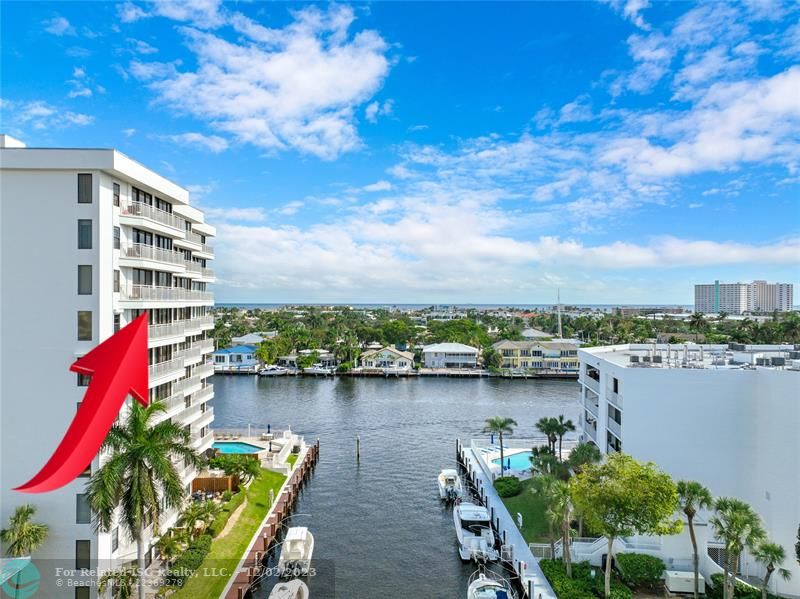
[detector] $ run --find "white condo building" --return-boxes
[695,280,794,314]
[0,135,215,596]
[577,343,800,597]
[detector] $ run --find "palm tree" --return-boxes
[87,401,203,599]
[553,415,576,461]
[532,474,560,560]
[178,501,215,539]
[710,497,766,599]
[154,534,181,567]
[1,505,49,558]
[549,479,574,577]
[483,417,517,477]
[567,443,601,536]
[99,567,138,599]
[1,504,49,599]
[677,481,713,599]
[752,541,792,599]
[535,416,559,453]
[689,312,707,342]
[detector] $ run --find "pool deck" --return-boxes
[458,440,557,599]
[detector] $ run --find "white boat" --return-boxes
[454,502,499,562]
[277,527,315,577]
[467,569,516,599]
[259,365,289,376]
[303,363,333,375]
[438,468,464,501]
[269,578,309,599]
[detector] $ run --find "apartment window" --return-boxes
[113,182,120,206]
[111,527,119,552]
[75,588,90,599]
[77,265,92,295]
[77,373,91,386]
[77,173,92,203]
[113,226,120,250]
[75,540,91,569]
[114,269,120,293]
[78,219,92,249]
[612,377,619,394]
[77,311,92,341]
[114,314,121,333]
[76,494,91,524]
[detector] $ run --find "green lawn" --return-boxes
[286,453,299,469]
[171,468,286,599]
[500,478,551,543]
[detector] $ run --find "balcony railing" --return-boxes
[174,375,202,395]
[149,357,184,381]
[585,424,597,443]
[184,346,203,362]
[584,395,599,417]
[193,384,214,403]
[186,231,203,245]
[120,200,186,232]
[196,339,215,354]
[120,285,213,303]
[152,392,185,413]
[607,389,623,409]
[582,375,600,393]
[121,243,185,267]
[607,417,622,438]
[195,363,214,379]
[201,243,214,256]
[201,267,214,278]
[196,315,214,329]
[184,260,202,274]
[149,321,186,340]
[191,431,214,449]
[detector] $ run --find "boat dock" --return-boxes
[222,440,320,599]
[456,439,557,599]
[222,369,577,380]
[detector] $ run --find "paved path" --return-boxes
[462,447,557,599]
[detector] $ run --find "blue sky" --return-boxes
[2,1,799,304]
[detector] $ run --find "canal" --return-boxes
[210,375,580,598]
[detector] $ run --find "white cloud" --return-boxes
[558,95,593,124]
[603,0,651,30]
[122,128,136,137]
[43,16,75,36]
[278,201,304,216]
[1,99,93,130]
[128,38,158,55]
[129,4,391,160]
[408,124,429,132]
[118,0,225,28]
[362,180,393,192]
[163,132,229,153]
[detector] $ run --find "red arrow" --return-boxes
[15,313,149,493]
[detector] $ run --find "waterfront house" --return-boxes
[492,340,579,374]
[231,331,276,345]
[421,343,479,368]
[521,327,552,339]
[359,346,415,371]
[213,344,260,373]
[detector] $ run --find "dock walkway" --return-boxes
[457,440,557,599]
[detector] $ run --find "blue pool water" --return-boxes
[212,441,265,454]
[492,450,533,471]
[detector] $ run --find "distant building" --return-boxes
[694,280,793,314]
[492,340,579,373]
[521,327,551,339]
[359,346,415,371]
[212,344,259,373]
[421,342,479,368]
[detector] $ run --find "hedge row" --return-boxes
[708,573,774,599]
[166,534,212,587]
[494,476,522,498]
[207,490,245,537]
[539,560,633,599]
[615,553,665,586]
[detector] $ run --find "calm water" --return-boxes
[210,375,580,598]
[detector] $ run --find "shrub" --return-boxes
[708,574,765,599]
[494,476,522,497]
[615,553,665,586]
[166,534,212,587]
[207,491,245,537]
[222,490,233,502]
[594,576,634,599]
[540,560,596,599]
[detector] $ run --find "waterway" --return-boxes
[210,375,580,598]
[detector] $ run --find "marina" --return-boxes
[211,374,580,597]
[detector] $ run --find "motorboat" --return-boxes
[269,579,310,599]
[259,365,289,376]
[467,569,516,599]
[303,363,333,375]
[277,527,315,577]
[454,502,498,562]
[438,468,464,501]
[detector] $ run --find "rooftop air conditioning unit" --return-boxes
[629,355,640,363]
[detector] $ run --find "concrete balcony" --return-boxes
[183,260,202,277]
[119,200,186,235]
[195,363,214,379]
[607,390,623,409]
[149,356,184,384]
[582,375,600,394]
[196,339,215,355]
[120,244,185,272]
[197,243,214,258]
[151,392,186,423]
[183,345,203,366]
[191,431,214,451]
[174,230,203,251]
[194,408,214,430]
[193,384,214,404]
[120,285,213,304]
[149,321,186,343]
[585,423,597,443]
[200,267,214,280]
[607,416,622,438]
[174,375,202,396]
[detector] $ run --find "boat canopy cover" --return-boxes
[285,526,311,541]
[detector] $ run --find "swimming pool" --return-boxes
[492,450,532,471]
[212,441,265,454]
